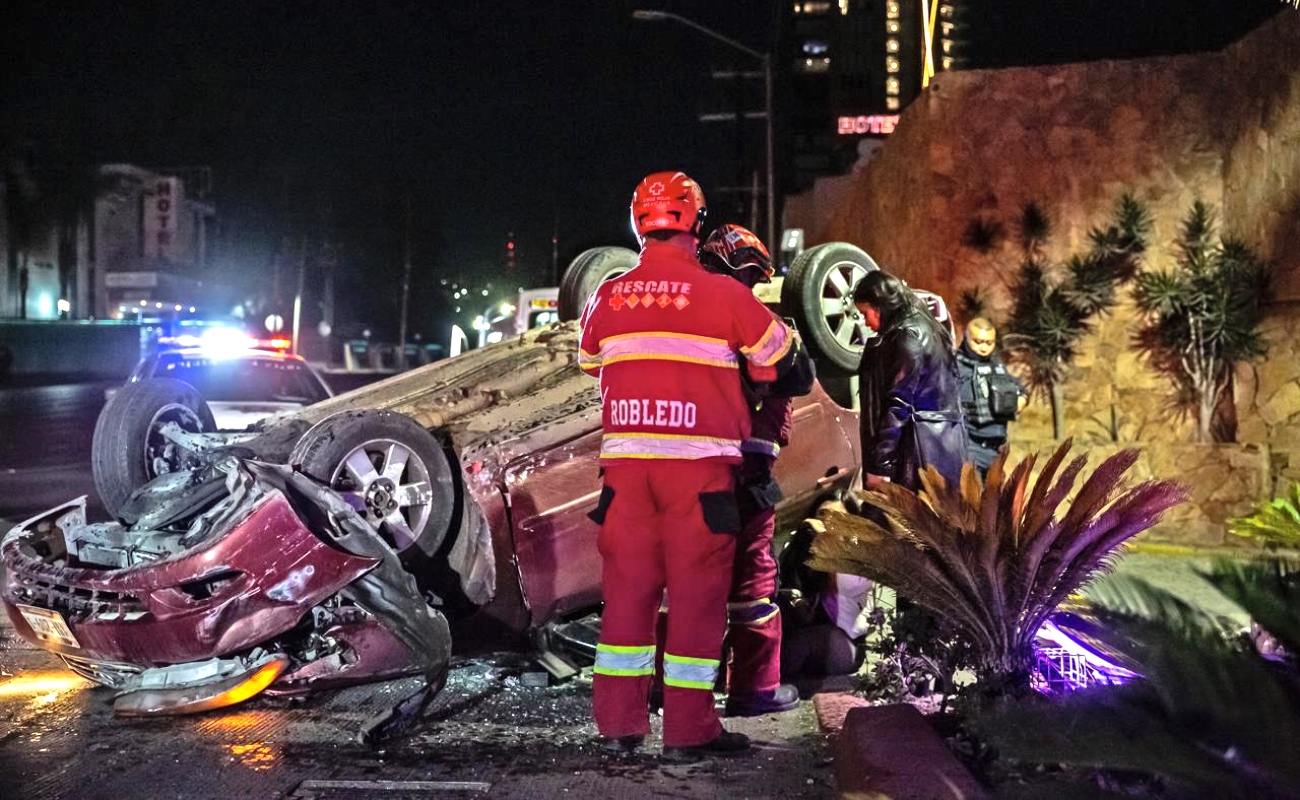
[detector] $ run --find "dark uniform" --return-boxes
[955,340,1025,475]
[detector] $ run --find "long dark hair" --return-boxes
[852,270,939,336]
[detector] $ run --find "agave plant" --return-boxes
[977,561,1300,799]
[808,440,1186,696]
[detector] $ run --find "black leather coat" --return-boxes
[857,307,969,491]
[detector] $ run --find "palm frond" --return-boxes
[1202,557,1300,656]
[811,443,1185,694]
[981,575,1300,797]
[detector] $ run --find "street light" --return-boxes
[632,10,776,249]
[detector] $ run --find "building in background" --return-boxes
[95,164,214,321]
[778,0,1280,213]
[783,0,956,193]
[1,163,214,321]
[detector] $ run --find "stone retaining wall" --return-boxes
[807,11,1300,545]
[1006,440,1269,549]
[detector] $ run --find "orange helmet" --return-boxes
[700,224,773,285]
[630,171,706,242]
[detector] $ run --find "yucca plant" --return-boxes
[1002,195,1152,439]
[976,562,1300,799]
[809,440,1186,696]
[1132,200,1270,443]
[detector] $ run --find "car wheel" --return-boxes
[92,378,217,519]
[290,410,457,577]
[781,242,880,376]
[558,246,637,321]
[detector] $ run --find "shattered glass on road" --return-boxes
[1,639,835,799]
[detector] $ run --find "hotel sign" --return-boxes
[144,177,184,260]
[837,115,900,135]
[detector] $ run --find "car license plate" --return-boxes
[16,605,81,649]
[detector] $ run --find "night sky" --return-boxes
[1,0,1285,340]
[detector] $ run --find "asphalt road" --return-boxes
[0,641,835,800]
[0,380,113,525]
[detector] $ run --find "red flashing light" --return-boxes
[260,337,292,351]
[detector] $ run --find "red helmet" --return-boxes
[700,224,773,284]
[630,171,707,242]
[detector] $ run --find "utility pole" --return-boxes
[291,237,306,356]
[398,190,412,371]
[633,10,777,247]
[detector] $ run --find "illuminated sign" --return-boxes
[105,271,160,288]
[837,115,900,135]
[144,177,184,259]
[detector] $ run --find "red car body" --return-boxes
[3,492,373,666]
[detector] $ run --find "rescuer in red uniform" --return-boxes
[579,173,795,762]
[699,224,811,718]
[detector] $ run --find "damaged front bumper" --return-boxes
[2,458,452,725]
[1,489,377,666]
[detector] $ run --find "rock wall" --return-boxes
[1007,440,1269,549]
[809,10,1300,545]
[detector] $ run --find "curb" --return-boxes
[812,692,988,799]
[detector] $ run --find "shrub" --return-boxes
[809,440,1185,697]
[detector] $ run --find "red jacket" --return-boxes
[744,397,793,462]
[579,239,792,464]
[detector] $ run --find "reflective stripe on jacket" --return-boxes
[579,240,792,463]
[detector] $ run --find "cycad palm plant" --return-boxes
[809,441,1185,695]
[976,562,1300,799]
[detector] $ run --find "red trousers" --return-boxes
[726,505,782,694]
[593,461,736,748]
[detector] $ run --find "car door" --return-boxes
[500,429,605,629]
[772,381,860,531]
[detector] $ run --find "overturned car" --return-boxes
[2,316,862,720]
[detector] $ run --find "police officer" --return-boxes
[955,317,1026,477]
[579,173,796,762]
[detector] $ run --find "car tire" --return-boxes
[781,242,880,376]
[289,410,457,583]
[558,246,637,321]
[92,378,217,520]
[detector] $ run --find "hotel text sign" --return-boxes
[837,115,900,135]
[144,177,184,260]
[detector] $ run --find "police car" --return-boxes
[124,345,333,431]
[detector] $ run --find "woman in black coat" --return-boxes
[853,271,968,492]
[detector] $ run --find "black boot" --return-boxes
[597,734,645,756]
[724,683,800,717]
[661,730,750,763]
